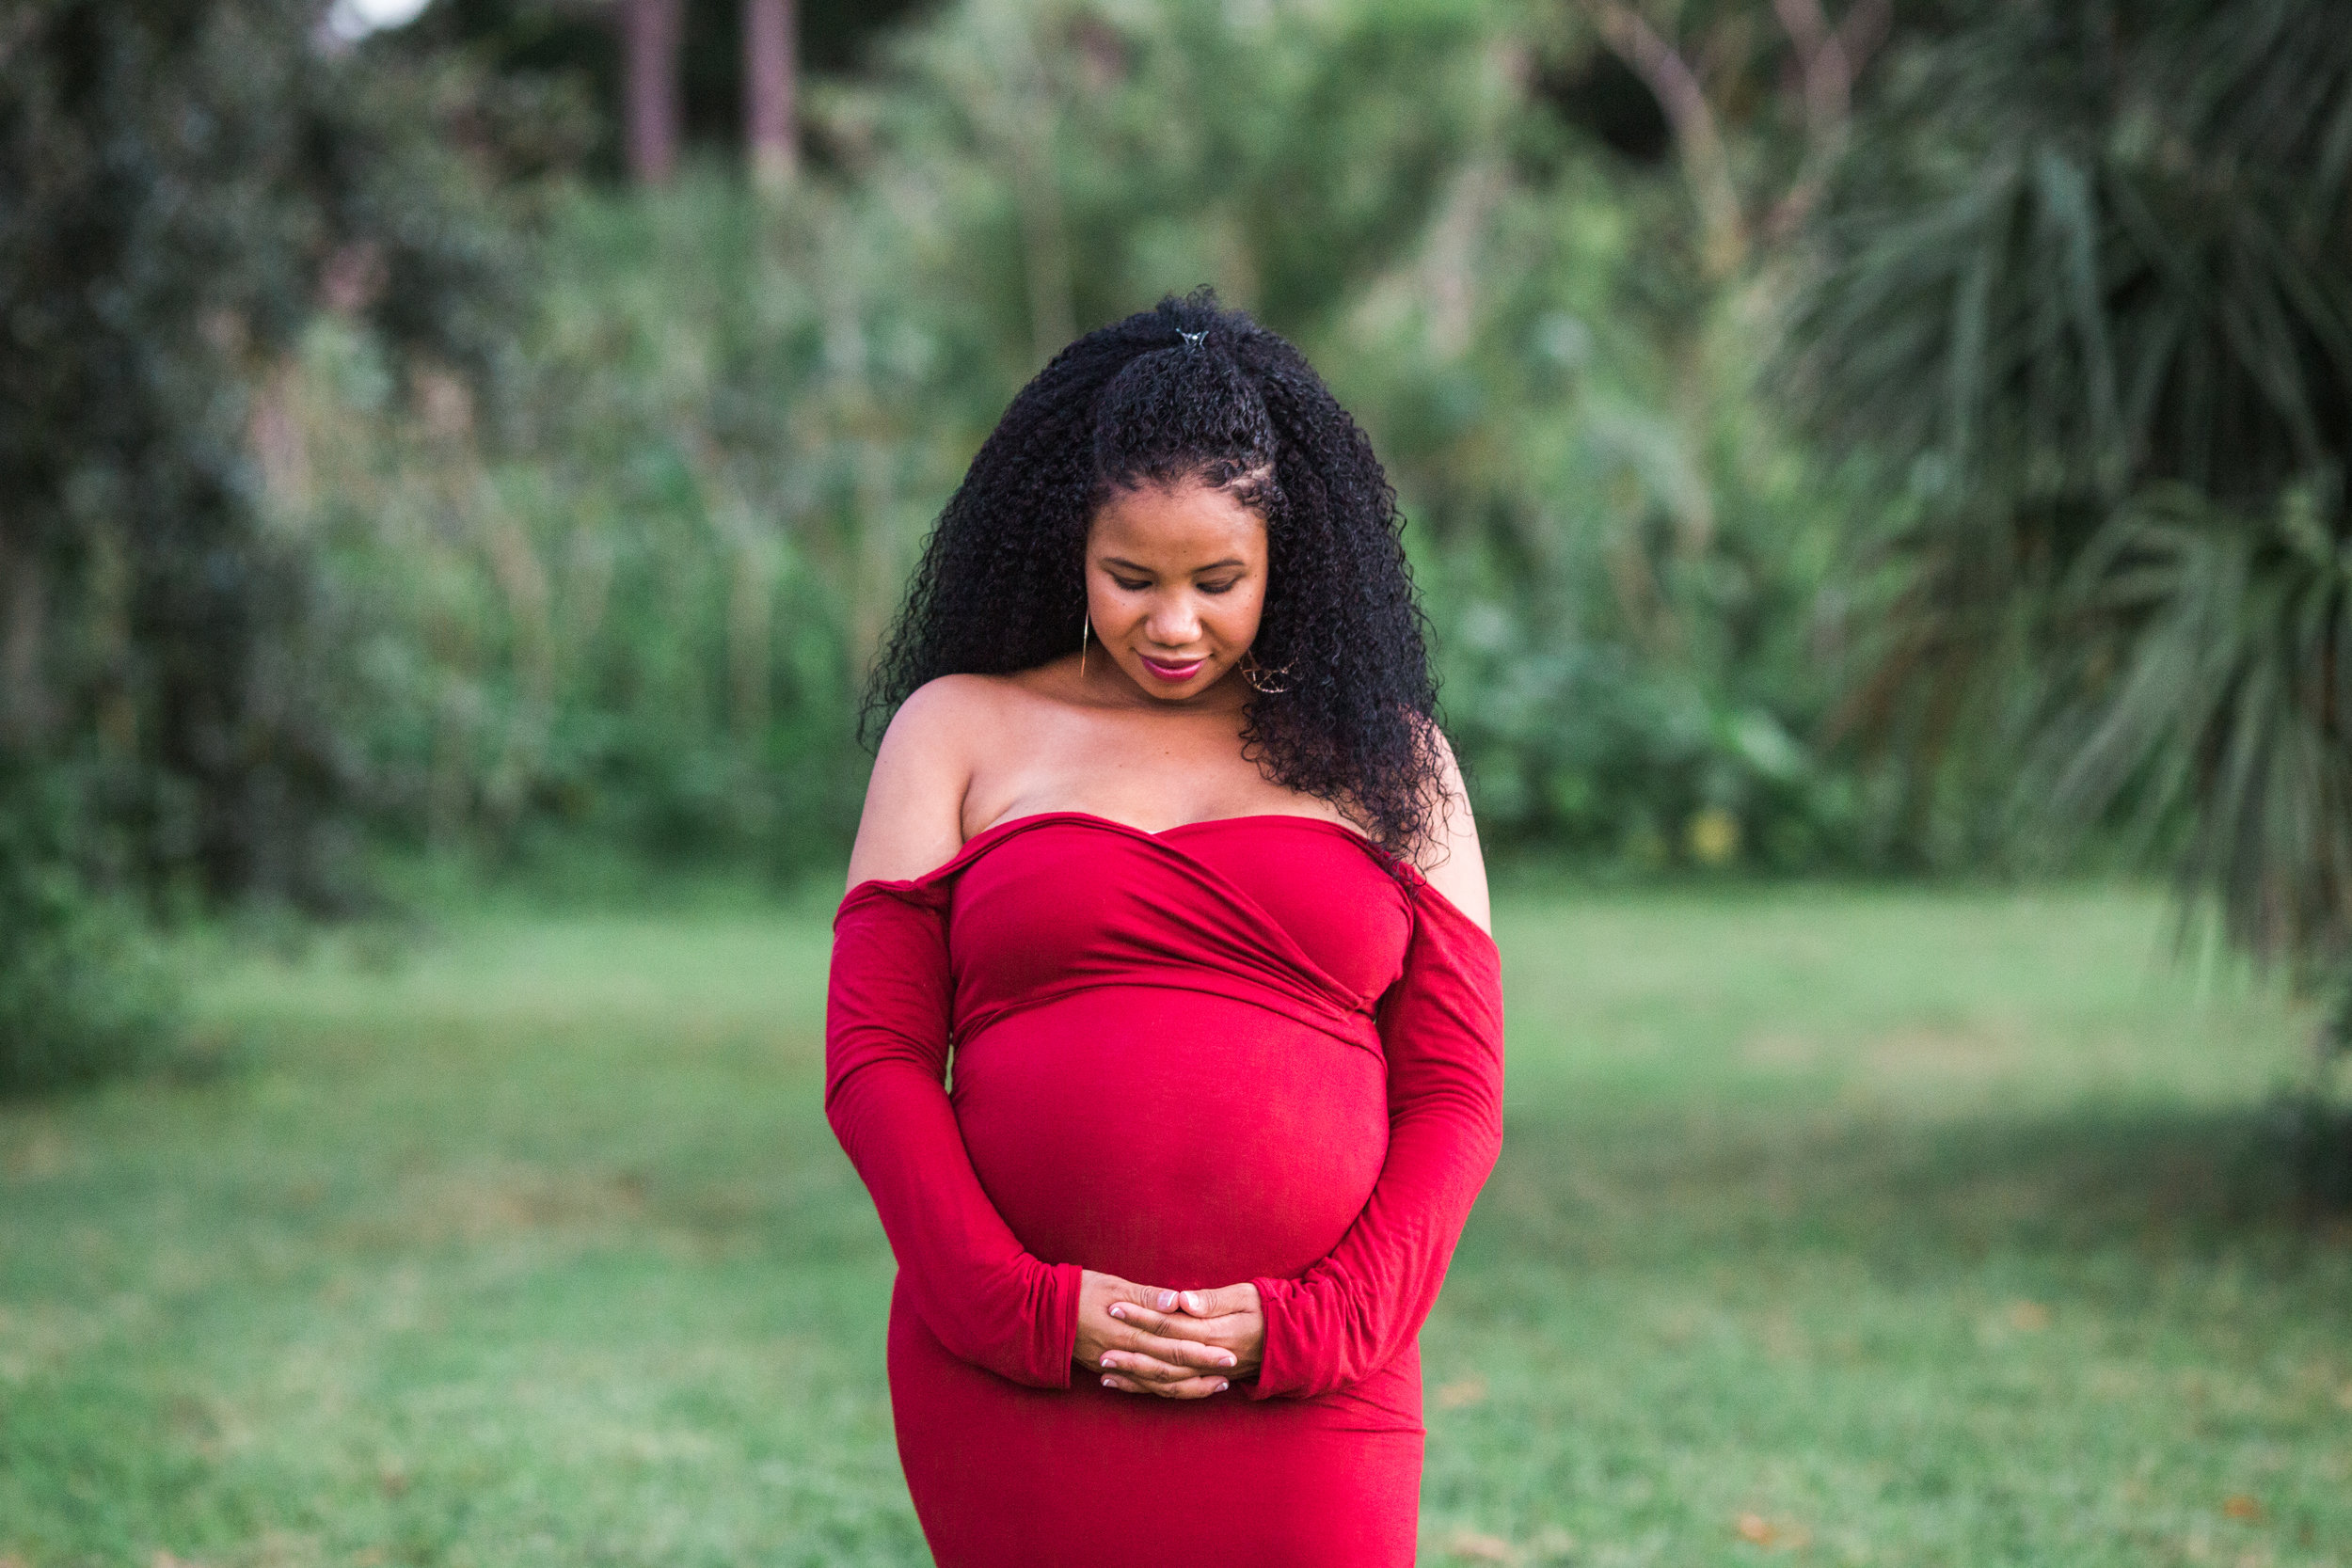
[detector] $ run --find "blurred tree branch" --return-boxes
[1762,0,1887,235]
[1581,0,1747,275]
[1571,0,1891,273]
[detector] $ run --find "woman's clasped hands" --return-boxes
[1073,1269,1263,1399]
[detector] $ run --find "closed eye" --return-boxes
[1198,578,1241,594]
[1110,577,1151,592]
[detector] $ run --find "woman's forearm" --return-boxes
[1244,883,1504,1400]
[826,886,1083,1387]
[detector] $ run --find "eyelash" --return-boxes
[1109,578,1240,594]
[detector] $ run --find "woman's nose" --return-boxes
[1146,598,1201,645]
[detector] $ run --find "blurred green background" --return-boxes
[3,0,2349,1562]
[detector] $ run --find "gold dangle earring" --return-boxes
[1238,645,1293,694]
[1080,613,1091,678]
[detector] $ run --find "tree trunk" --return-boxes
[743,0,797,190]
[0,536,49,750]
[624,0,684,185]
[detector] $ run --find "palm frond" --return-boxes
[1778,0,2352,937]
[2033,478,2352,974]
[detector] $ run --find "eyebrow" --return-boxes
[1099,556,1248,574]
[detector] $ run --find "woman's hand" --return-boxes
[1075,1270,1239,1399]
[1100,1282,1263,1395]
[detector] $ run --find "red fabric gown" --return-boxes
[825,812,1504,1566]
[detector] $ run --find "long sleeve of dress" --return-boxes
[825,883,1084,1389]
[1246,882,1505,1400]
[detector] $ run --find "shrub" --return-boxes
[0,770,179,1097]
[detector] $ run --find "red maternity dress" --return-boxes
[825,811,1504,1566]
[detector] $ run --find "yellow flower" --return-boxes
[1686,807,1740,867]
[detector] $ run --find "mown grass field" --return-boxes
[3,883,2347,1566]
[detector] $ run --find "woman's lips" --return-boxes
[1139,655,1208,682]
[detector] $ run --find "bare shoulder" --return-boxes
[845,675,1009,888]
[889,672,1015,737]
[1411,724,1491,935]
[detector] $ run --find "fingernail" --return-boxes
[1155,1290,1178,1311]
[1217,1352,1235,1367]
[1215,1380,1230,1392]
[1182,1291,1206,1314]
[1108,1305,1126,1320]
[1100,1355,1118,1370]
[1102,1376,1117,1388]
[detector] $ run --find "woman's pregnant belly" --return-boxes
[951,987,1389,1289]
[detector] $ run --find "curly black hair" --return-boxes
[863,291,1451,860]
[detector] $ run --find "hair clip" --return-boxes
[1179,329,1207,349]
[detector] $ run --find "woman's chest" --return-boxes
[946,817,1412,1013]
[960,708,1348,845]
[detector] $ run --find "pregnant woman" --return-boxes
[826,292,1504,1565]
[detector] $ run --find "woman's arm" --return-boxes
[1239,869,1502,1398]
[1411,733,1492,936]
[829,683,1236,1390]
[828,885,1084,1386]
[844,677,982,889]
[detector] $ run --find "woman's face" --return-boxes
[1083,477,1267,704]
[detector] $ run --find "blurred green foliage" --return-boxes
[18,0,2348,1092]
[267,0,1868,878]
[0,763,178,1096]
[399,0,936,176]
[1785,0,2352,990]
[0,0,532,908]
[0,0,537,1085]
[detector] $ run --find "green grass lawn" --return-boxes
[3,883,2347,1566]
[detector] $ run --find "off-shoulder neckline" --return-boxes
[973,808,1373,846]
[842,808,1498,952]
